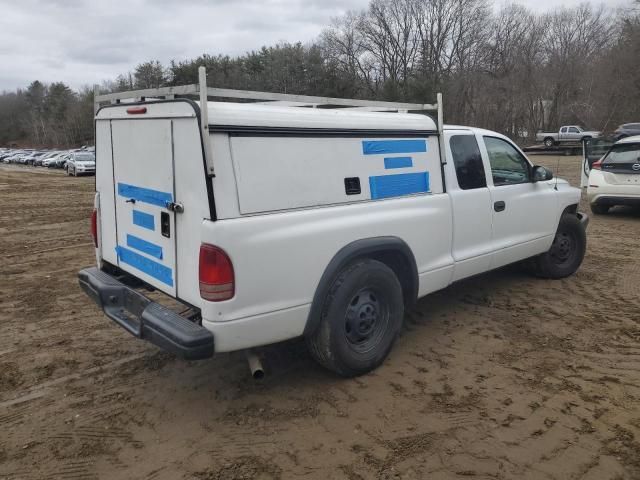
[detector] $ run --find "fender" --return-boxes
[303,236,419,336]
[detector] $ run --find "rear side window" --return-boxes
[449,135,486,190]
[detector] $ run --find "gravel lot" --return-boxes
[1,157,639,480]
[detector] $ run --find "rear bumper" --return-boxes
[78,267,214,360]
[591,195,640,207]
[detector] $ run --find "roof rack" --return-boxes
[94,67,444,174]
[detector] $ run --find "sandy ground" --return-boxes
[1,157,639,480]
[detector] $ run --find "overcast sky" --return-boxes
[0,0,630,92]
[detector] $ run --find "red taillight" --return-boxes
[126,106,147,115]
[199,244,234,301]
[591,159,602,170]
[90,209,98,248]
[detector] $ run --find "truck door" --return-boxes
[110,119,178,296]
[567,126,581,141]
[559,127,567,142]
[444,131,494,281]
[480,135,557,269]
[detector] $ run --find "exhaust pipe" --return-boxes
[245,350,265,379]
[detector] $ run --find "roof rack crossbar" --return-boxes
[94,84,438,112]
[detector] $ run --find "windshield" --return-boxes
[75,153,95,161]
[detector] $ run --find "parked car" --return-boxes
[536,126,602,147]
[6,152,26,163]
[613,123,640,141]
[66,152,96,176]
[78,75,589,377]
[35,151,58,166]
[44,152,67,168]
[587,135,640,214]
[22,151,46,166]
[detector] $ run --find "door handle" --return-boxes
[494,201,506,212]
[160,212,170,238]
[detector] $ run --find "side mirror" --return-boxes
[533,165,553,182]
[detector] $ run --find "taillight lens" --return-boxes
[199,244,234,301]
[592,159,602,170]
[90,209,98,248]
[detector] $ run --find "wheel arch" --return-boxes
[303,236,418,336]
[562,203,578,216]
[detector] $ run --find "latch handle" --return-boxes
[165,202,184,213]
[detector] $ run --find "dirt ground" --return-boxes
[1,157,639,480]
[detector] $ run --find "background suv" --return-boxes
[587,136,640,214]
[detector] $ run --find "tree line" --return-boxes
[1,0,638,147]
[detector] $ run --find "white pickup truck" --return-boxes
[78,69,588,377]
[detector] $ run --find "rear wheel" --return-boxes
[590,203,609,215]
[531,214,586,279]
[306,259,404,377]
[544,137,555,148]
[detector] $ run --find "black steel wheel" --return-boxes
[344,287,389,354]
[531,214,586,279]
[306,259,404,377]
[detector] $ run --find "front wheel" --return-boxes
[531,214,586,279]
[306,259,404,377]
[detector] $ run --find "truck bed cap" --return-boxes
[202,101,438,132]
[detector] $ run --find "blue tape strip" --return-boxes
[126,234,163,259]
[369,172,430,200]
[132,210,155,231]
[117,183,173,208]
[116,246,173,286]
[362,139,427,155]
[384,157,413,169]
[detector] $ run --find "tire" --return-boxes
[590,203,609,215]
[581,136,592,144]
[531,214,586,279]
[544,137,555,148]
[306,259,404,377]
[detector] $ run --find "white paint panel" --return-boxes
[172,118,212,306]
[95,120,118,267]
[205,101,437,131]
[199,194,454,324]
[230,135,442,214]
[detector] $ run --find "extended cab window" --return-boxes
[450,135,486,190]
[483,137,531,186]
